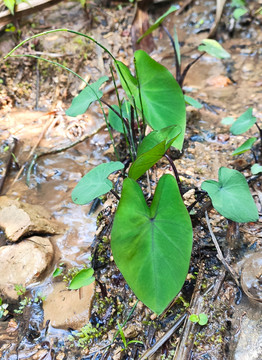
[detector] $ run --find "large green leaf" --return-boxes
[201,167,258,222]
[198,39,230,59]
[66,76,108,117]
[129,125,181,180]
[108,101,131,133]
[111,175,193,314]
[232,137,256,156]
[116,51,186,150]
[230,108,257,135]
[137,5,179,43]
[71,161,124,205]
[69,268,95,290]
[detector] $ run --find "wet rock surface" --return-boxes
[0,196,64,242]
[0,236,53,299]
[43,281,95,330]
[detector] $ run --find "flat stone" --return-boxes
[0,196,64,242]
[43,281,95,330]
[0,236,54,299]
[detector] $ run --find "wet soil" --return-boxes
[0,0,262,359]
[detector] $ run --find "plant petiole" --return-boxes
[110,189,120,201]
[164,153,183,196]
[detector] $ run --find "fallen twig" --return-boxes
[176,0,195,15]
[0,137,18,194]
[173,262,205,360]
[0,0,62,28]
[140,312,187,360]
[205,211,240,287]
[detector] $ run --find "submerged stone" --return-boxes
[43,281,95,330]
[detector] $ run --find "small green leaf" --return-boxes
[127,340,144,346]
[198,313,208,326]
[4,0,16,14]
[117,321,127,348]
[69,268,95,290]
[198,39,230,59]
[221,116,235,125]
[111,175,193,314]
[53,267,63,278]
[251,163,262,175]
[72,161,124,205]
[233,7,248,19]
[189,314,199,323]
[201,167,258,222]
[137,5,179,43]
[184,95,203,109]
[129,125,181,180]
[232,137,257,156]
[108,101,131,133]
[230,108,256,135]
[66,76,108,117]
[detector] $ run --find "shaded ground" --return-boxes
[0,0,262,359]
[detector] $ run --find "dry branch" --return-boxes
[0,0,62,28]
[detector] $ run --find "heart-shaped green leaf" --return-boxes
[108,101,131,133]
[184,95,203,109]
[116,51,186,150]
[72,161,124,205]
[137,5,179,43]
[69,268,95,290]
[66,76,108,117]
[201,167,258,222]
[232,137,257,156]
[198,39,230,59]
[111,175,193,314]
[129,125,181,180]
[230,108,256,135]
[251,163,262,175]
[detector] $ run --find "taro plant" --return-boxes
[4,30,192,315]
[201,167,258,223]
[4,26,258,316]
[189,313,208,326]
[223,108,262,174]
